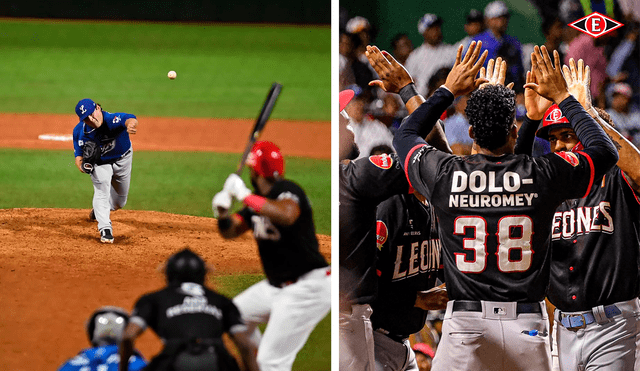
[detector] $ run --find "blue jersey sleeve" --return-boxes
[72,123,84,157]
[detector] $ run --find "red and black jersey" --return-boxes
[339,154,411,308]
[130,282,245,341]
[548,166,640,311]
[405,147,595,302]
[371,193,442,337]
[238,179,328,287]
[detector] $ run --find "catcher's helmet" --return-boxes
[247,141,284,179]
[86,306,129,347]
[535,104,571,140]
[166,248,207,285]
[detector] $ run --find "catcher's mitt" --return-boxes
[81,140,101,174]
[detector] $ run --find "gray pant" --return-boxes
[552,298,640,371]
[373,330,418,371]
[340,304,376,371]
[90,150,132,232]
[432,300,552,371]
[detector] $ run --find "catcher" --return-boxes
[73,98,138,243]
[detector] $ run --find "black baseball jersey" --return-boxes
[371,193,442,337]
[405,146,596,302]
[548,166,640,311]
[130,282,245,341]
[339,154,411,308]
[238,179,327,287]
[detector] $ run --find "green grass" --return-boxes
[0,148,331,234]
[0,20,330,121]
[213,274,330,371]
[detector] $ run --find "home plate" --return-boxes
[38,134,73,141]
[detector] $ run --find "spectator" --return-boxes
[379,93,405,132]
[523,16,566,71]
[607,82,640,146]
[57,306,147,371]
[405,14,458,97]
[339,31,375,96]
[345,95,395,158]
[458,9,485,49]
[473,1,525,93]
[443,95,473,155]
[564,27,608,104]
[391,33,414,65]
[412,343,435,371]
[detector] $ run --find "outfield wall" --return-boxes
[0,0,330,24]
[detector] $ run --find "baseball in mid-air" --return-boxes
[168,71,177,79]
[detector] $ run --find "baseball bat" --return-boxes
[235,82,283,175]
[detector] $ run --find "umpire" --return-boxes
[118,248,259,371]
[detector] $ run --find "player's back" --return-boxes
[422,151,594,302]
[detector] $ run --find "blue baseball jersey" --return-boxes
[73,111,136,163]
[57,344,147,371]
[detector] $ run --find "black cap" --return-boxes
[467,9,483,23]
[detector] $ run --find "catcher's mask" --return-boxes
[86,306,129,347]
[166,248,207,285]
[535,104,572,140]
[247,141,284,179]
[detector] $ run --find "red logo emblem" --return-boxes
[545,108,564,122]
[376,221,388,250]
[369,153,393,169]
[555,151,580,167]
[568,12,623,38]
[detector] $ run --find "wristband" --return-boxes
[244,195,267,212]
[399,83,419,105]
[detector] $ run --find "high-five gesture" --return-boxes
[365,45,413,93]
[523,70,553,120]
[443,41,488,97]
[478,57,515,90]
[562,58,593,113]
[523,45,570,104]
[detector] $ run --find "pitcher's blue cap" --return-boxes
[75,98,96,121]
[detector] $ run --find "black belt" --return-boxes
[98,148,132,165]
[453,300,542,314]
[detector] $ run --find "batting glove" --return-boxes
[223,174,252,202]
[212,190,232,217]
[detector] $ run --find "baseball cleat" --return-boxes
[89,209,96,221]
[100,229,114,243]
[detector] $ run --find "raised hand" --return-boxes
[443,41,489,97]
[478,57,515,90]
[562,58,593,113]
[522,45,570,104]
[365,45,414,93]
[524,70,553,120]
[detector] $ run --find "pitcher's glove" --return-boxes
[81,141,100,174]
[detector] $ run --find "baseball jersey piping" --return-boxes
[403,143,427,188]
[620,168,640,204]
[577,150,595,198]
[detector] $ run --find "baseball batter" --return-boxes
[73,98,138,243]
[393,44,618,371]
[212,141,330,371]
[518,58,640,371]
[119,249,259,371]
[373,192,446,371]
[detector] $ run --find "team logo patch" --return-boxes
[369,153,393,169]
[568,12,623,39]
[545,107,564,123]
[555,151,580,167]
[376,221,388,250]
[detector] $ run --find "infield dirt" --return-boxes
[0,113,330,369]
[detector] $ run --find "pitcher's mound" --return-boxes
[0,208,330,369]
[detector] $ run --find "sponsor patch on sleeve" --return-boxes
[376,220,388,250]
[369,153,394,169]
[555,151,580,167]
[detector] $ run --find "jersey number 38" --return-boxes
[453,216,533,273]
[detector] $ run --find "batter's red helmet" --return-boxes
[247,141,284,178]
[535,104,571,140]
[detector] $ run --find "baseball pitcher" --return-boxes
[73,98,138,243]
